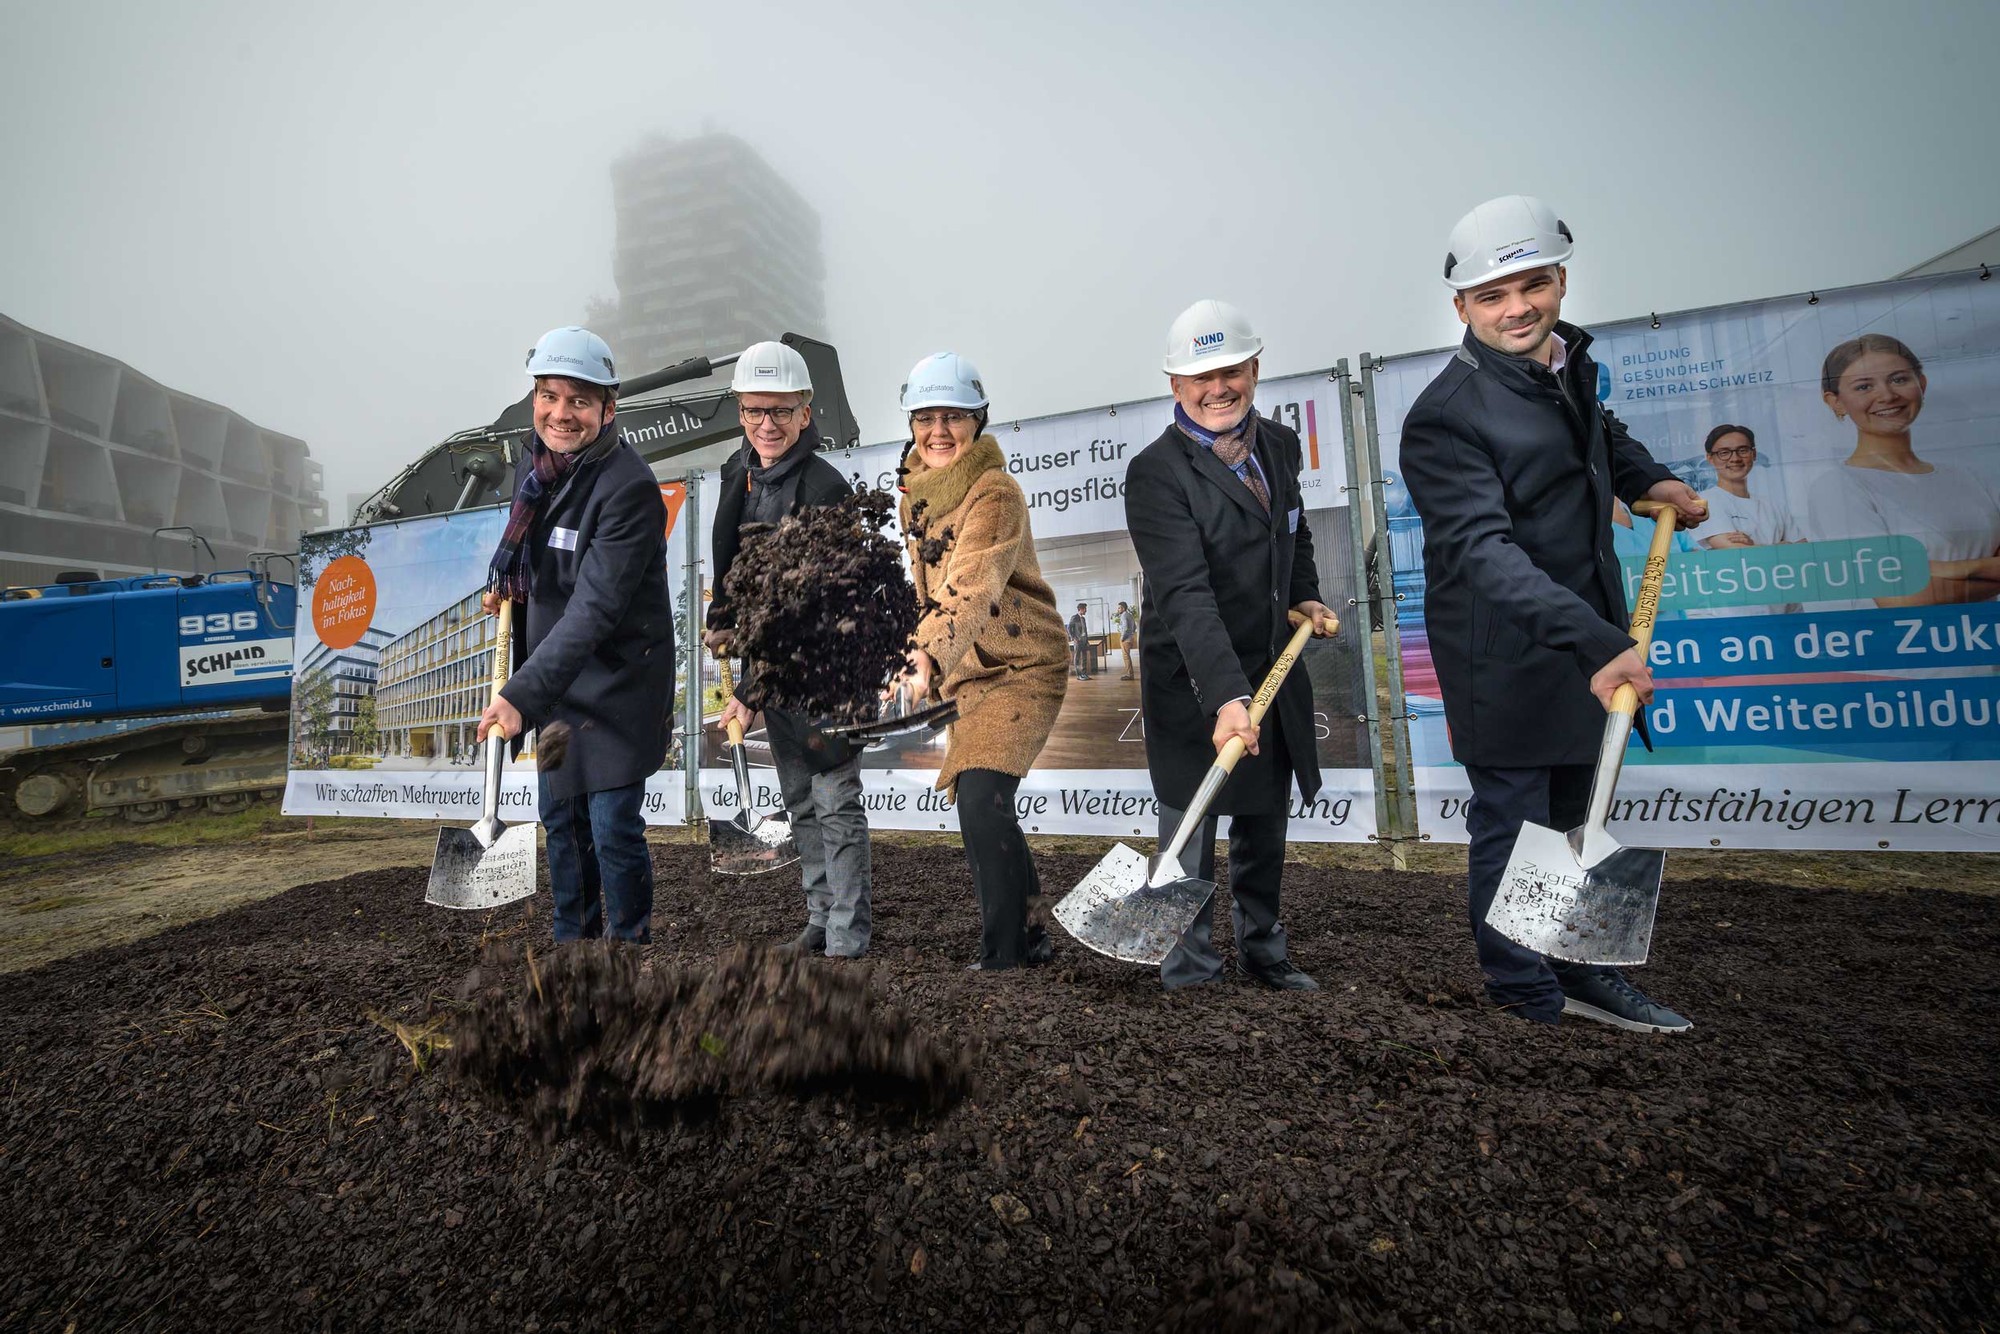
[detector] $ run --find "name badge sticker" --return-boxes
[549,526,580,552]
[1287,506,1300,533]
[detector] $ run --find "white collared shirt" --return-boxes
[1546,330,1568,374]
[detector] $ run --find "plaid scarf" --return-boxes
[487,431,593,602]
[1174,403,1269,512]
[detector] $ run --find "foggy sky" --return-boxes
[4,0,1996,517]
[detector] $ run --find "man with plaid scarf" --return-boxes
[478,327,674,944]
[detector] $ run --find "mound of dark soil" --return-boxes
[1,844,1995,1332]
[723,488,920,721]
[451,941,972,1142]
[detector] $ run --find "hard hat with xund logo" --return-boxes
[1163,299,1263,376]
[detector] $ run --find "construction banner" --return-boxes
[693,369,1381,842]
[281,488,693,823]
[1368,269,2000,851]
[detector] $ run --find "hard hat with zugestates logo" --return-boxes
[1163,299,1263,376]
[526,327,619,387]
[730,340,814,402]
[1442,195,1574,291]
[899,352,989,411]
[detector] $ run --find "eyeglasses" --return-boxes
[739,405,798,425]
[911,410,976,430]
[1709,446,1756,462]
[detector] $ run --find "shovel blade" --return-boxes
[709,809,800,877]
[1486,820,1664,965]
[426,822,538,910]
[1053,842,1216,965]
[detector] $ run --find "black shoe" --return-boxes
[782,924,827,954]
[1237,959,1320,991]
[1560,970,1692,1033]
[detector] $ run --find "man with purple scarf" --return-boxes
[1124,301,1341,991]
[477,327,674,944]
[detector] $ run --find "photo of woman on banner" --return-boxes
[893,353,1071,972]
[1806,334,2000,607]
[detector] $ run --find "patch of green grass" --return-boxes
[17,894,86,914]
[0,807,300,861]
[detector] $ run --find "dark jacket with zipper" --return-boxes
[1398,322,1675,768]
[1124,412,1324,814]
[706,423,856,772]
[499,425,675,802]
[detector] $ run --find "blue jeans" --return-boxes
[539,777,653,943]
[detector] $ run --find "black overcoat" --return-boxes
[1397,323,1675,768]
[500,428,675,801]
[1125,414,1323,814]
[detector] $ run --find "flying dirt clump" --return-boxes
[722,488,920,722]
[449,941,973,1144]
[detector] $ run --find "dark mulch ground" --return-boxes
[2,844,1995,1333]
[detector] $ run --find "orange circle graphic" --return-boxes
[312,555,378,649]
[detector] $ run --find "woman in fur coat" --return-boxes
[894,353,1070,971]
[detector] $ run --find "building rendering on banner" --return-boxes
[295,626,393,758]
[588,132,827,377]
[375,589,498,764]
[0,312,328,591]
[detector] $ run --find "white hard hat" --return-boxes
[527,327,618,388]
[1163,299,1263,376]
[899,352,988,411]
[1442,195,1573,291]
[730,340,813,402]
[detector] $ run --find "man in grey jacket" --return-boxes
[479,327,674,944]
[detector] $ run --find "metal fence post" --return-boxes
[681,469,703,830]
[1335,359,1394,857]
[1356,355,1419,865]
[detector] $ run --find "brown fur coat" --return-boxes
[900,436,1069,795]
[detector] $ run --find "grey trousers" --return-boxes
[1156,804,1290,990]
[770,741,872,956]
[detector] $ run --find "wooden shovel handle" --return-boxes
[716,653,744,748]
[1214,617,1318,776]
[1611,500,1681,718]
[484,600,513,738]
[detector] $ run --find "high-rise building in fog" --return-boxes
[600,133,826,377]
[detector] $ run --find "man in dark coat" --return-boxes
[1400,196,1707,1031]
[703,341,873,958]
[478,326,675,944]
[1125,299,1340,991]
[1068,603,1092,680]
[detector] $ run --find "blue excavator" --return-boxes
[0,539,297,821]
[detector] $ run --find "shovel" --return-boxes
[1485,499,1681,966]
[706,654,800,877]
[426,600,538,909]
[1055,612,1328,964]
[822,694,960,741]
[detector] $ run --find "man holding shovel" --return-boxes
[703,341,873,960]
[477,327,675,944]
[1399,196,1706,1031]
[1125,300,1340,991]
